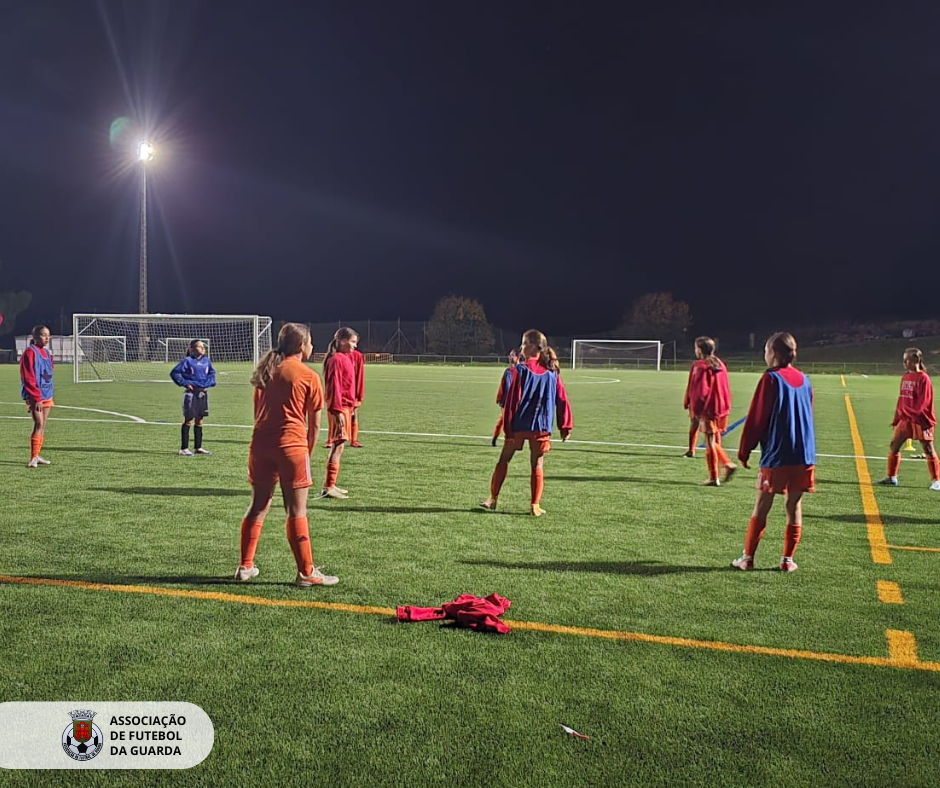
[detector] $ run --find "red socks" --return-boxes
[783,523,802,559]
[743,516,767,557]
[887,453,901,477]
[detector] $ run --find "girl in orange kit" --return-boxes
[322,327,359,499]
[234,322,338,587]
[877,347,940,490]
[20,325,54,468]
[684,336,736,485]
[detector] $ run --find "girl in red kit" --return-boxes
[322,327,359,499]
[491,348,521,446]
[684,336,736,485]
[877,348,940,490]
[480,330,572,516]
[732,332,815,573]
[349,347,365,448]
[20,325,54,468]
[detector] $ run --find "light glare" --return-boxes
[138,141,155,162]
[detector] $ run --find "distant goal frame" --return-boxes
[570,338,664,371]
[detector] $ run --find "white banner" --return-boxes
[0,702,214,769]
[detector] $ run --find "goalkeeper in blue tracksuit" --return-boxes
[170,339,217,456]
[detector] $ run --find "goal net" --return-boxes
[571,339,663,370]
[73,314,273,382]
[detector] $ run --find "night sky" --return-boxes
[2,2,939,338]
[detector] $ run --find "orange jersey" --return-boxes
[251,357,324,450]
[324,351,357,412]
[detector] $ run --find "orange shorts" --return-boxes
[893,421,934,443]
[248,446,312,490]
[758,465,815,495]
[26,398,54,412]
[328,408,352,444]
[506,430,552,454]
[697,414,728,435]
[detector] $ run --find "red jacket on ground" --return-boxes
[397,594,512,634]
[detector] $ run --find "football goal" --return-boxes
[73,314,273,382]
[571,339,664,370]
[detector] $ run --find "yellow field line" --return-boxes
[888,544,940,553]
[877,580,903,604]
[844,394,892,564]
[841,374,846,388]
[3,575,938,673]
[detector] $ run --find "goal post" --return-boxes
[72,314,273,382]
[571,339,664,371]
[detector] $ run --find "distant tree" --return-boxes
[622,292,692,342]
[426,295,495,355]
[0,262,32,337]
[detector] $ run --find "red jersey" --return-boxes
[684,358,731,420]
[351,349,365,404]
[892,370,936,429]
[251,356,324,450]
[324,351,357,412]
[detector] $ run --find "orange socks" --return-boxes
[325,461,340,489]
[490,461,509,499]
[887,453,901,477]
[688,423,698,454]
[30,435,43,459]
[351,420,359,444]
[744,516,767,557]
[705,448,719,481]
[783,523,802,559]
[286,517,314,576]
[239,518,264,569]
[530,467,544,506]
[715,444,731,467]
[929,456,940,482]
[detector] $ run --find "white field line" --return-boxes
[0,404,897,462]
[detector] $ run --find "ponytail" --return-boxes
[250,322,310,389]
[522,329,560,373]
[695,336,722,371]
[324,327,359,366]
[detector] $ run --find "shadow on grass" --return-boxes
[821,512,940,525]
[89,486,245,497]
[555,446,669,458]
[16,573,299,588]
[550,475,706,486]
[314,503,488,514]
[47,446,155,455]
[460,559,724,575]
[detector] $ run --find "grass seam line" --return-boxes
[3,575,938,673]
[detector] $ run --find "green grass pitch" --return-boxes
[1,363,939,786]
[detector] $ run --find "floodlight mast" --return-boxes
[137,141,155,314]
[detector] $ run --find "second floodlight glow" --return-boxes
[138,141,155,162]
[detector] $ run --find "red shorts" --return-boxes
[697,414,728,435]
[758,465,815,495]
[248,446,313,490]
[328,408,352,444]
[506,430,552,454]
[893,421,934,443]
[26,398,54,412]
